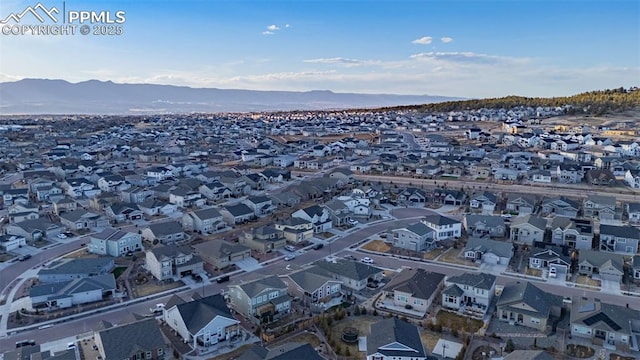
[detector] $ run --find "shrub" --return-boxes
[505,338,515,353]
[452,328,459,338]
[373,309,378,316]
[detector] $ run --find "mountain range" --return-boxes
[0,79,462,114]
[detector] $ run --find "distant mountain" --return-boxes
[0,79,462,114]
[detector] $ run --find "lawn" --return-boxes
[435,310,484,333]
[327,315,380,359]
[420,330,441,354]
[32,240,50,248]
[575,276,601,288]
[268,331,322,349]
[134,280,184,297]
[525,267,542,277]
[438,248,479,267]
[361,240,390,253]
[112,266,127,279]
[64,249,98,259]
[318,232,334,239]
[423,247,445,260]
[0,253,15,262]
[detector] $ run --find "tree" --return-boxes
[505,338,515,353]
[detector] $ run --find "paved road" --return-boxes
[2,206,638,350]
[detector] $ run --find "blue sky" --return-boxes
[0,0,638,98]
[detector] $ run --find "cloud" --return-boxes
[262,31,274,35]
[410,51,529,66]
[440,37,453,43]
[266,24,280,31]
[412,36,433,45]
[285,24,290,28]
[304,57,367,65]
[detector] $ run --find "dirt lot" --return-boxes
[362,240,391,253]
[133,280,184,297]
[436,310,484,333]
[575,276,601,288]
[420,330,442,354]
[438,248,478,267]
[525,267,542,277]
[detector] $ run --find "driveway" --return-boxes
[601,279,621,294]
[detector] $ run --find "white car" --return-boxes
[284,245,296,252]
[348,219,359,225]
[284,254,296,261]
[361,257,374,264]
[548,267,557,278]
[56,233,67,239]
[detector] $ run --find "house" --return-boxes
[141,221,184,245]
[586,169,616,186]
[95,318,168,360]
[556,163,584,183]
[540,197,580,217]
[145,245,204,281]
[59,209,110,231]
[633,255,640,282]
[469,192,498,213]
[97,174,130,192]
[138,199,178,216]
[463,215,506,238]
[7,203,39,224]
[163,294,242,348]
[570,297,640,352]
[583,195,617,222]
[274,218,314,243]
[30,273,116,310]
[391,222,435,252]
[434,189,467,206]
[496,281,562,332]
[599,224,640,255]
[237,343,324,360]
[243,196,276,217]
[241,225,286,253]
[88,228,142,257]
[168,188,206,208]
[528,245,571,280]
[291,205,332,233]
[313,258,385,293]
[182,207,226,234]
[463,237,513,265]
[199,181,232,201]
[53,197,78,215]
[227,275,292,325]
[530,170,552,183]
[550,217,594,250]
[420,215,462,241]
[37,257,115,283]
[6,219,62,242]
[192,240,251,270]
[381,268,445,317]
[577,249,624,283]
[220,203,256,225]
[509,215,547,245]
[627,203,640,224]
[442,272,496,318]
[0,234,26,251]
[119,186,154,204]
[324,199,352,227]
[62,178,101,198]
[398,187,427,204]
[505,194,536,215]
[271,192,302,208]
[366,317,428,360]
[285,267,344,313]
[105,203,143,223]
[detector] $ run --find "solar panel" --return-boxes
[582,313,622,331]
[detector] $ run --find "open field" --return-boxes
[134,280,184,297]
[438,248,479,267]
[436,310,484,333]
[362,240,391,253]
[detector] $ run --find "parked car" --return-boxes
[312,243,324,250]
[216,275,230,283]
[284,245,296,252]
[361,257,374,264]
[549,267,557,278]
[284,254,296,261]
[343,254,356,260]
[56,233,67,239]
[348,219,359,225]
[19,254,31,261]
[16,340,36,348]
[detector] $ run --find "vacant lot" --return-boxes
[438,248,478,267]
[362,240,390,253]
[134,280,184,297]
[269,331,322,349]
[575,276,601,288]
[420,330,441,354]
[436,310,484,333]
[423,247,445,260]
[525,267,542,277]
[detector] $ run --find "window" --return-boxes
[146,352,152,359]
[530,317,540,325]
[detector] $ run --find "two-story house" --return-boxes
[228,275,291,325]
[285,267,344,313]
[88,228,142,257]
[220,203,256,225]
[95,318,168,360]
[243,195,276,217]
[420,215,461,241]
[312,258,385,294]
[497,281,562,332]
[291,205,332,233]
[550,217,594,250]
[599,224,640,255]
[442,272,496,318]
[392,222,435,252]
[145,245,204,281]
[381,268,445,317]
[241,225,286,253]
[510,215,547,245]
[182,207,226,234]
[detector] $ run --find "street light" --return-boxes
[442,343,448,359]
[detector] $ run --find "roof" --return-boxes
[367,318,426,357]
[30,273,116,299]
[442,284,465,297]
[446,272,496,291]
[92,228,134,241]
[224,203,254,217]
[236,275,287,298]
[497,282,561,318]
[382,268,444,300]
[246,195,271,204]
[174,294,235,334]
[288,268,334,292]
[585,194,616,207]
[599,224,640,239]
[404,222,434,237]
[97,318,166,359]
[38,257,114,278]
[299,205,326,217]
[465,214,505,228]
[465,237,513,258]
[192,207,222,219]
[422,214,459,227]
[149,244,193,260]
[147,221,183,236]
[578,249,624,272]
[313,258,384,281]
[510,214,547,230]
[193,240,250,258]
[570,297,639,335]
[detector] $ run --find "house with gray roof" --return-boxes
[145,245,203,281]
[366,317,428,360]
[599,224,640,255]
[509,214,547,245]
[503,350,553,360]
[313,258,385,293]
[182,207,226,234]
[95,318,168,360]
[583,195,617,221]
[550,217,593,250]
[541,197,580,217]
[220,203,256,225]
[442,272,496,318]
[6,218,63,242]
[528,244,571,280]
[192,240,251,270]
[570,297,640,352]
[463,214,506,238]
[163,294,241,348]
[420,215,462,241]
[391,222,435,251]
[291,205,332,233]
[38,257,115,283]
[59,209,110,231]
[141,220,184,245]
[284,267,343,313]
[241,225,286,253]
[505,194,536,215]
[30,273,116,310]
[243,195,276,216]
[627,202,640,224]
[3,346,78,360]
[382,268,445,317]
[89,228,142,257]
[238,342,323,360]
[463,237,513,265]
[496,281,562,332]
[227,275,291,325]
[469,191,498,213]
[577,249,624,283]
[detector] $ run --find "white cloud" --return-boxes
[440,37,453,43]
[262,30,274,35]
[410,51,529,66]
[412,36,433,45]
[304,57,370,66]
[285,24,290,28]
[266,24,280,31]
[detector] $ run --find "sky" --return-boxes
[0,0,638,98]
